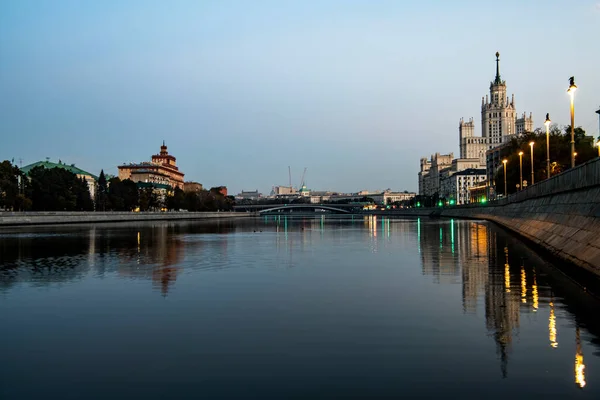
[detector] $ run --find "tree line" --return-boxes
[0,162,93,211]
[494,125,595,196]
[0,162,234,212]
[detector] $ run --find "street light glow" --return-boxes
[568,76,577,168]
[519,151,523,156]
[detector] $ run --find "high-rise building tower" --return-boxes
[481,52,517,144]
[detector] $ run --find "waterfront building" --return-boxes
[118,142,184,190]
[418,157,432,196]
[21,159,98,199]
[420,52,533,197]
[418,153,453,196]
[439,168,486,205]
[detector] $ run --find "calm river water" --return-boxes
[1,216,599,399]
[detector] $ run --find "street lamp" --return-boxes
[518,151,524,190]
[596,107,600,156]
[545,113,551,179]
[529,141,535,185]
[502,159,508,196]
[568,77,577,168]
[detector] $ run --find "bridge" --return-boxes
[254,204,351,214]
[234,203,366,213]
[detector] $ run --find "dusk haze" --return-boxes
[2,1,600,399]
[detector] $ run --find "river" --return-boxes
[1,216,599,399]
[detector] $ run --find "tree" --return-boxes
[107,178,139,211]
[494,126,595,195]
[26,166,93,211]
[167,187,185,211]
[139,187,160,211]
[96,170,108,211]
[0,160,25,210]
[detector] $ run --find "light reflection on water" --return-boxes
[0,217,599,399]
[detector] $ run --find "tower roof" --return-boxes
[494,52,502,85]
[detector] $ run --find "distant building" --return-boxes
[118,142,184,189]
[211,186,228,196]
[271,185,296,196]
[20,159,98,199]
[418,157,432,196]
[309,191,333,203]
[236,190,262,201]
[184,182,203,193]
[441,168,486,205]
[420,52,533,198]
[419,152,453,196]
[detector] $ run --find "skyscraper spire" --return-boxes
[494,52,502,84]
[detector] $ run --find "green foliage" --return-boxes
[167,187,185,210]
[96,170,108,211]
[494,126,595,195]
[107,178,139,211]
[27,166,93,211]
[0,160,25,210]
[178,189,234,212]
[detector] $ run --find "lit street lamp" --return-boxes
[518,151,524,190]
[596,107,600,156]
[545,113,551,179]
[529,141,535,185]
[502,159,508,196]
[568,77,577,168]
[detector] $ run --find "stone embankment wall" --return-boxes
[0,211,254,227]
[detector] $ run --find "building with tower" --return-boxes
[118,142,185,190]
[420,52,533,198]
[460,52,533,162]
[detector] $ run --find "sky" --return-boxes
[1,0,599,194]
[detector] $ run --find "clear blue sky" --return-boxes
[1,0,599,194]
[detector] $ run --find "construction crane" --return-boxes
[299,167,307,188]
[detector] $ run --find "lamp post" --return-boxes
[596,107,600,156]
[545,114,551,179]
[568,77,577,168]
[502,159,508,196]
[518,151,523,190]
[529,141,535,185]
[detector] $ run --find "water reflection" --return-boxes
[416,218,599,383]
[1,216,599,395]
[0,220,244,296]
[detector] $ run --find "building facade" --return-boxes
[118,143,185,189]
[419,153,453,196]
[421,52,533,198]
[459,52,533,176]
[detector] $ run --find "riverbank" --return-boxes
[0,211,256,227]
[384,158,600,278]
